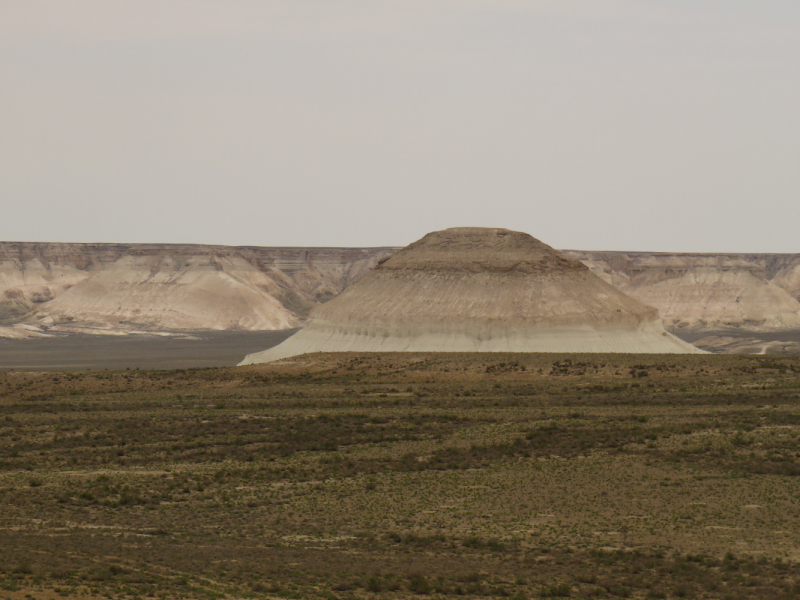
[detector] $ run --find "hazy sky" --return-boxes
[1,1,798,251]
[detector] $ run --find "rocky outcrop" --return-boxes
[770,257,800,301]
[691,335,800,355]
[0,324,49,339]
[3,240,800,337]
[562,251,800,332]
[0,243,394,332]
[241,228,700,363]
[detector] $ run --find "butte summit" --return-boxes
[241,227,701,364]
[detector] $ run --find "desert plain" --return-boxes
[2,352,800,600]
[3,230,800,600]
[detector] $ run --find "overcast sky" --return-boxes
[1,1,798,252]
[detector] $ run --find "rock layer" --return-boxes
[563,251,800,331]
[4,241,799,338]
[0,243,393,332]
[241,228,700,363]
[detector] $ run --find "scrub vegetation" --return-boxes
[2,352,800,599]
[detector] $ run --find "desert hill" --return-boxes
[0,243,394,336]
[241,228,700,363]
[2,241,800,339]
[563,251,800,331]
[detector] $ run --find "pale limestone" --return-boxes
[563,251,800,331]
[0,243,392,332]
[242,228,701,363]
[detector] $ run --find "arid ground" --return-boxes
[673,330,800,355]
[2,353,800,599]
[0,331,297,371]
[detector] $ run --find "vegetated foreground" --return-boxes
[2,353,800,600]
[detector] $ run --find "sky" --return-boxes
[1,1,799,252]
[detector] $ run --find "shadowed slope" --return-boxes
[241,228,700,363]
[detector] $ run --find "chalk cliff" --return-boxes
[562,251,800,332]
[2,241,799,337]
[241,228,700,363]
[0,243,394,334]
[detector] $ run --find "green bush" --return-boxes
[541,583,571,597]
[409,576,432,594]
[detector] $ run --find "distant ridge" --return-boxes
[563,250,800,331]
[3,240,798,341]
[0,242,395,335]
[241,228,701,363]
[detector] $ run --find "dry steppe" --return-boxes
[2,353,800,599]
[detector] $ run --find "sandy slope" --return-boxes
[0,324,49,339]
[0,243,393,332]
[3,241,799,337]
[771,258,800,301]
[564,251,800,332]
[242,228,700,363]
[36,254,299,331]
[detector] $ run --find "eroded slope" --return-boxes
[244,228,699,362]
[0,243,393,333]
[564,251,800,332]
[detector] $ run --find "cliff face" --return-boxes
[562,251,800,332]
[0,243,396,334]
[2,242,800,337]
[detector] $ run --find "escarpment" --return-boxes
[563,251,800,332]
[241,228,700,363]
[0,243,394,334]
[2,239,799,340]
